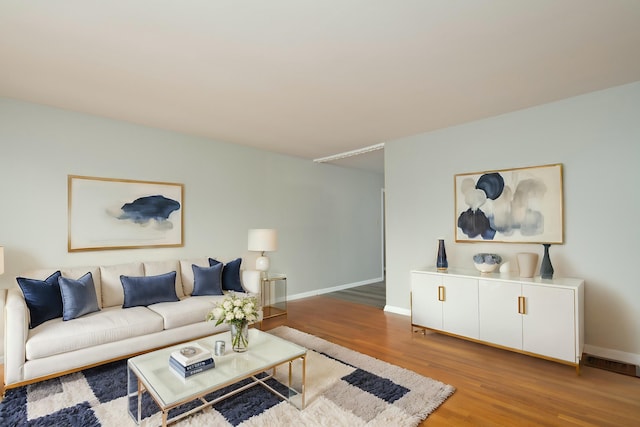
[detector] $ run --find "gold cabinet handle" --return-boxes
[438,286,445,302]
[518,296,526,314]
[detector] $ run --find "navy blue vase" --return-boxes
[540,244,554,279]
[436,239,448,271]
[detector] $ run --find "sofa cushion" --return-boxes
[16,271,63,328]
[192,263,224,296]
[121,272,180,308]
[59,272,101,321]
[210,257,244,292]
[143,260,184,298]
[100,262,144,308]
[148,295,225,330]
[179,258,209,296]
[25,305,164,360]
[60,266,102,309]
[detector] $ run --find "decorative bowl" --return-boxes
[473,253,502,273]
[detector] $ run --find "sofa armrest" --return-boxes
[4,288,29,386]
[242,270,262,294]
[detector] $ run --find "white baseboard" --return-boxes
[583,344,640,366]
[383,305,410,316]
[287,279,411,317]
[287,277,384,301]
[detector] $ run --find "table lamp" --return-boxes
[248,229,278,274]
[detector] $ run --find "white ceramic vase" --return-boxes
[517,253,538,278]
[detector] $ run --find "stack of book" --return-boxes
[169,343,214,378]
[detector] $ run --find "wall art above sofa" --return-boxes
[68,175,184,251]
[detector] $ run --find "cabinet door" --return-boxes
[522,284,576,363]
[479,280,523,349]
[442,276,479,339]
[411,273,443,330]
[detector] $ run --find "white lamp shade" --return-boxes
[248,229,278,252]
[0,246,4,275]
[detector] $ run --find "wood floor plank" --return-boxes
[263,296,640,427]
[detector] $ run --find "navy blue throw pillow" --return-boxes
[16,271,63,328]
[120,271,179,308]
[192,263,224,296]
[59,272,101,321]
[209,257,244,292]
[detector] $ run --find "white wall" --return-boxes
[0,98,384,356]
[385,81,640,364]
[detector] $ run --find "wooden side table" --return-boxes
[261,274,287,319]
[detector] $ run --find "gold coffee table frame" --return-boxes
[127,329,306,426]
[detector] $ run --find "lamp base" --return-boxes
[255,255,270,272]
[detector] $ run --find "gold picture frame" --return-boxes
[68,175,184,251]
[454,164,563,243]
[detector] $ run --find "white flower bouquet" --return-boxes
[206,293,260,326]
[206,293,260,351]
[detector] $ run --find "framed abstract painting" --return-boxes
[454,164,563,244]
[68,175,184,251]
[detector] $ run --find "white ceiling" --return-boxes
[2,1,640,174]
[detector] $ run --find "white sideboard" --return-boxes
[410,267,584,370]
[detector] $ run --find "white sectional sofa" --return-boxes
[4,257,259,389]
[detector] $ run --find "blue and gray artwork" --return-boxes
[113,195,180,230]
[458,172,547,240]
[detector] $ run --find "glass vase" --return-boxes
[230,321,249,352]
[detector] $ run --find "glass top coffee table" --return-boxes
[127,328,307,426]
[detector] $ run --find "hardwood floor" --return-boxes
[3,296,638,426]
[264,296,640,427]
[324,281,386,308]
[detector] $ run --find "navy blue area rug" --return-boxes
[0,327,454,426]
